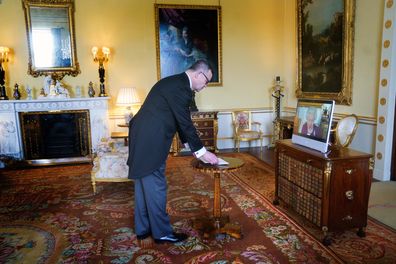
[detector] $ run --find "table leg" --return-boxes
[213,172,221,229]
[193,171,242,239]
[213,172,221,223]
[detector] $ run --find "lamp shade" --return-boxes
[116,87,140,106]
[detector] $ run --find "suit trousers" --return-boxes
[134,163,173,239]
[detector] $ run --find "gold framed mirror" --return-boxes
[22,0,80,80]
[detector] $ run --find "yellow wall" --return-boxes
[0,0,383,118]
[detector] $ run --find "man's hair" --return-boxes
[188,59,212,72]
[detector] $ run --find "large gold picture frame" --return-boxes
[296,0,355,105]
[155,4,222,86]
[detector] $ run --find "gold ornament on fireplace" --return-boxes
[92,46,110,97]
[0,46,10,100]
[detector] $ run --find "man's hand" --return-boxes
[199,151,218,165]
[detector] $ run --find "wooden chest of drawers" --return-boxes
[274,139,373,245]
[171,111,218,155]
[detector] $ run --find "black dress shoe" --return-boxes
[136,232,151,240]
[154,233,188,244]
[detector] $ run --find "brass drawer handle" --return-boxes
[342,215,353,221]
[345,190,354,200]
[345,169,354,175]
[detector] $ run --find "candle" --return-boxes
[102,47,110,59]
[0,46,9,62]
[91,46,98,59]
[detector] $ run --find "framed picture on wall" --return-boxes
[296,0,355,105]
[155,4,222,86]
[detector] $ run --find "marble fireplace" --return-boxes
[0,97,109,164]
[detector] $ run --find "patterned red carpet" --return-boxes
[0,153,395,263]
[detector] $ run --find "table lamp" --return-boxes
[116,87,140,124]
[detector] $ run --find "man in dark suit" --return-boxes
[127,60,218,244]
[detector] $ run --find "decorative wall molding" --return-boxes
[283,106,377,125]
[373,0,396,181]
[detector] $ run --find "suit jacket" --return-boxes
[127,73,203,179]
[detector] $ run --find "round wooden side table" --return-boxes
[191,156,244,239]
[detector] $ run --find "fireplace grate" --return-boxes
[19,110,91,162]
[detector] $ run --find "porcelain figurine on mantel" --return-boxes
[88,81,95,97]
[25,85,33,100]
[38,88,46,99]
[44,76,70,99]
[13,83,21,100]
[55,80,70,98]
[43,75,51,96]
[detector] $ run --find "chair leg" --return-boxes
[91,171,97,194]
[237,140,240,152]
[92,180,96,194]
[260,138,263,152]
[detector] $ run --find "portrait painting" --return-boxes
[296,0,355,105]
[155,4,222,86]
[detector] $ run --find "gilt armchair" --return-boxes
[232,111,264,152]
[332,114,359,148]
[91,138,131,194]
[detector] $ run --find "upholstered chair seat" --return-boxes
[91,138,130,194]
[238,130,261,139]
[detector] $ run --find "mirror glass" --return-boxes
[23,0,80,79]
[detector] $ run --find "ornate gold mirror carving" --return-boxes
[22,0,80,80]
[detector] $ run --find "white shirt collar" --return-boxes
[185,72,192,90]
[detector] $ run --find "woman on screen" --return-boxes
[301,107,322,138]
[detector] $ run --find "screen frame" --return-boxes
[291,99,335,153]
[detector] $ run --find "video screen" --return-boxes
[293,100,334,143]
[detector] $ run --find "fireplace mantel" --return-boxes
[0,97,110,160]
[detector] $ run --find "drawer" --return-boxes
[196,128,214,139]
[191,112,217,119]
[193,120,214,128]
[278,146,323,169]
[202,139,214,147]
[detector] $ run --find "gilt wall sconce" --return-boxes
[0,46,10,100]
[92,46,110,97]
